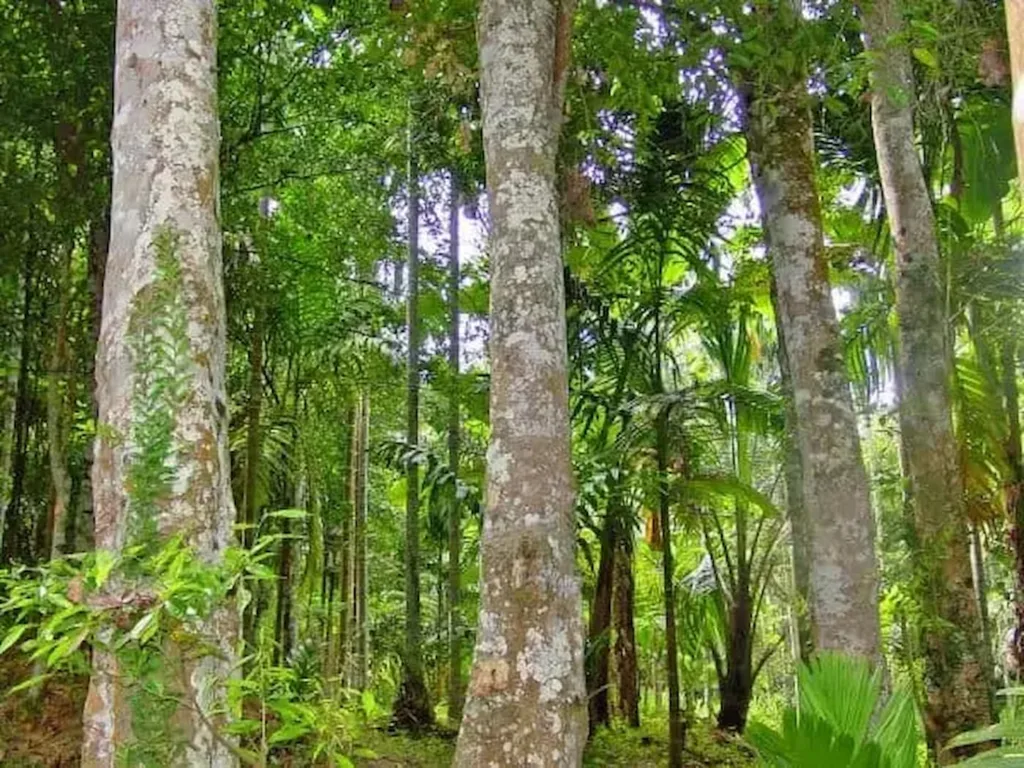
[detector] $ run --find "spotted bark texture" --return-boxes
[81,1,237,766]
[862,0,989,750]
[745,74,881,661]
[454,0,587,765]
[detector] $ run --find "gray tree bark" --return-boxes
[743,14,881,662]
[81,2,237,765]
[454,0,587,764]
[862,0,990,749]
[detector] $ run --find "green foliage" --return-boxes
[746,653,922,768]
[125,226,192,545]
[948,688,1024,766]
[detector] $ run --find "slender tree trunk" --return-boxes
[455,1,587,763]
[241,299,263,657]
[656,408,684,767]
[69,212,109,554]
[612,523,640,728]
[447,177,465,724]
[968,522,996,719]
[393,108,432,729]
[275,515,294,665]
[862,0,990,749]
[2,250,34,564]
[744,11,880,663]
[587,512,615,730]
[81,1,237,765]
[242,303,263,552]
[349,391,369,691]
[334,402,355,687]
[0,335,17,560]
[47,247,73,560]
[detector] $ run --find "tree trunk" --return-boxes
[968,522,996,719]
[717,585,753,732]
[744,8,880,664]
[0,334,17,560]
[393,108,432,730]
[2,248,35,565]
[47,246,73,560]
[242,303,263,552]
[333,402,355,687]
[587,511,615,730]
[771,281,812,664]
[454,1,587,764]
[612,525,640,728]
[862,0,990,749]
[349,390,369,691]
[447,177,464,724]
[275,515,294,665]
[81,2,237,765]
[655,409,684,767]
[241,298,263,657]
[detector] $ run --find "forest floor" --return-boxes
[0,658,754,767]
[356,721,756,767]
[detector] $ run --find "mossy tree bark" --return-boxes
[862,0,990,750]
[81,1,237,765]
[454,0,587,764]
[741,1,881,664]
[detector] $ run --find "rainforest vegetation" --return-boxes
[1,0,1023,766]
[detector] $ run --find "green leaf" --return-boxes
[0,624,29,655]
[94,549,116,587]
[267,508,307,520]
[334,757,355,768]
[268,722,313,745]
[911,47,938,70]
[7,673,52,695]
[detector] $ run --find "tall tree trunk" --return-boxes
[393,108,432,729]
[2,249,35,564]
[47,247,73,560]
[275,515,294,665]
[743,6,880,664]
[80,2,237,765]
[968,522,996,719]
[0,334,17,560]
[612,523,640,728]
[333,402,355,687]
[655,408,684,767]
[241,299,264,657]
[862,0,990,749]
[587,511,615,730]
[447,177,464,724]
[349,391,369,691]
[242,303,263,552]
[454,1,587,764]
[771,281,812,664]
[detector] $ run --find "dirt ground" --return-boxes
[0,658,86,767]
